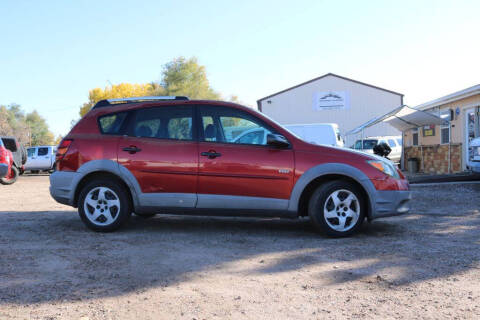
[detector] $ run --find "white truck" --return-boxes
[25,145,57,173]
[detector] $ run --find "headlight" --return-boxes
[367,160,398,178]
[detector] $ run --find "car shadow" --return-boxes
[0,209,478,305]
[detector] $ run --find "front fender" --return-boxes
[288,163,377,218]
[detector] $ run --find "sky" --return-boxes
[1,0,479,137]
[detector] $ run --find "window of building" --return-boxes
[439,110,451,144]
[441,125,450,144]
[412,128,419,146]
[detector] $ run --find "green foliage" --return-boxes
[0,104,54,146]
[161,57,220,100]
[79,56,222,117]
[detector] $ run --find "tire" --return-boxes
[308,180,365,237]
[78,178,132,232]
[0,166,19,185]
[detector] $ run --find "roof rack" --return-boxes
[93,96,189,108]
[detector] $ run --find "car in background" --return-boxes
[468,137,480,173]
[0,139,16,184]
[352,136,402,163]
[232,123,344,147]
[284,123,344,147]
[50,96,411,237]
[25,145,57,173]
[0,136,26,183]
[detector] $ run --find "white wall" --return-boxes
[259,75,402,146]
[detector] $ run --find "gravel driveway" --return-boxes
[0,176,479,319]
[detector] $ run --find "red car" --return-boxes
[0,139,15,185]
[50,97,411,236]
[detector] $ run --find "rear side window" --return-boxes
[27,148,35,157]
[131,106,194,141]
[1,138,17,152]
[98,112,128,135]
[38,147,48,156]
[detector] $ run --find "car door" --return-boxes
[35,147,51,169]
[117,105,198,208]
[196,105,294,211]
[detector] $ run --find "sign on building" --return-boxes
[312,91,350,111]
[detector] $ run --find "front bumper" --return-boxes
[470,161,480,173]
[0,164,8,178]
[369,190,411,220]
[49,171,79,206]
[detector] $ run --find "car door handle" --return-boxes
[201,151,222,159]
[122,146,142,154]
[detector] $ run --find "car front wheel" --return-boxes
[308,180,365,237]
[78,179,131,232]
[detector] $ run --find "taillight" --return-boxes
[56,139,73,162]
[0,147,5,162]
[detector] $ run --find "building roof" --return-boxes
[256,73,404,104]
[416,84,480,111]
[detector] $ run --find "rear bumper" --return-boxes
[49,171,79,206]
[369,190,411,220]
[0,164,8,178]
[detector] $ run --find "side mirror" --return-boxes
[267,134,290,148]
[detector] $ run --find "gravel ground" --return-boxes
[0,175,479,319]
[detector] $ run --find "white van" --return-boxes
[284,123,344,147]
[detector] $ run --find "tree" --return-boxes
[0,105,54,146]
[25,111,54,146]
[79,57,222,117]
[79,83,157,117]
[161,57,220,100]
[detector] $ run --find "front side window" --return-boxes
[387,139,397,147]
[27,148,35,157]
[132,106,193,141]
[199,105,275,146]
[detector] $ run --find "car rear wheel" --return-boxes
[78,179,131,232]
[0,166,19,185]
[308,180,365,237]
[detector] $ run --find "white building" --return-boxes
[257,73,403,145]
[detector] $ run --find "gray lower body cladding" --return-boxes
[50,169,411,219]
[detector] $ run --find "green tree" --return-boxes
[25,111,54,146]
[161,57,220,100]
[79,56,222,117]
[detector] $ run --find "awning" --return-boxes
[346,105,449,135]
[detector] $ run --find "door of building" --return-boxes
[465,107,480,167]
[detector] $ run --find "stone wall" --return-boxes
[404,144,462,174]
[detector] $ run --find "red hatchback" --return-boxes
[0,140,15,185]
[50,97,410,236]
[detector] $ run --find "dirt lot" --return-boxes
[0,176,479,319]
